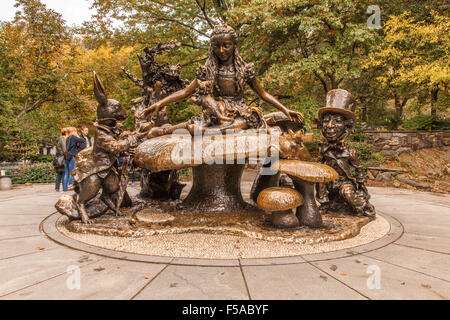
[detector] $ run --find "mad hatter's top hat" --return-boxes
[318,89,356,122]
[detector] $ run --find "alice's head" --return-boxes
[210,25,238,63]
[203,25,247,93]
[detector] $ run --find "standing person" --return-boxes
[54,128,67,192]
[80,125,92,149]
[63,127,86,191]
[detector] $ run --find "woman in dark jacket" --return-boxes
[63,127,86,191]
[54,127,68,192]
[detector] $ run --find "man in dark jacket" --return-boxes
[80,125,92,149]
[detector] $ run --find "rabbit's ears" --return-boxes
[93,71,108,105]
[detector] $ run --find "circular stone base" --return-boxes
[61,200,379,245]
[57,214,389,259]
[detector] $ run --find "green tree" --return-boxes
[365,11,449,121]
[10,0,71,119]
[81,0,236,70]
[0,0,75,153]
[227,0,380,94]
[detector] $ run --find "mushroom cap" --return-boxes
[273,159,338,183]
[134,131,276,172]
[257,187,304,212]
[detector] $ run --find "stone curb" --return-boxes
[41,211,403,267]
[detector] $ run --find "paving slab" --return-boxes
[0,195,60,205]
[371,200,450,217]
[313,254,450,300]
[369,187,450,207]
[242,263,367,300]
[395,233,450,254]
[0,214,49,226]
[133,265,249,300]
[0,247,103,297]
[363,244,450,282]
[0,235,59,260]
[2,258,167,300]
[0,204,56,216]
[0,186,53,200]
[390,213,450,226]
[397,223,450,239]
[0,224,40,240]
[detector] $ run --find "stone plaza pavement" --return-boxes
[0,181,449,300]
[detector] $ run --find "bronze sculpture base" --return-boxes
[63,200,373,244]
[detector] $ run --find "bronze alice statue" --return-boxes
[140,25,303,136]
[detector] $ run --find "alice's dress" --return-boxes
[194,63,265,129]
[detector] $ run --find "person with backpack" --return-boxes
[63,127,86,192]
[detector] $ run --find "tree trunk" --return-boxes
[360,98,367,122]
[430,87,439,116]
[394,94,408,123]
[330,75,338,90]
[394,94,403,121]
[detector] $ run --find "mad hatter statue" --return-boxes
[316,89,376,218]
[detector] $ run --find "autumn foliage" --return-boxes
[0,0,448,154]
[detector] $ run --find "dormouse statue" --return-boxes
[55,72,138,224]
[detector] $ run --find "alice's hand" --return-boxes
[288,110,304,124]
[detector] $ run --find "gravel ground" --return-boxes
[58,214,390,259]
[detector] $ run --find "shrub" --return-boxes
[0,151,22,162]
[403,115,450,130]
[0,152,53,163]
[385,117,403,130]
[25,154,54,163]
[6,163,56,184]
[348,141,383,168]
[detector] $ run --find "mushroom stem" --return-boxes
[271,210,299,229]
[291,178,323,228]
[250,157,280,203]
[182,163,248,213]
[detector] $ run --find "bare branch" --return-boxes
[16,88,57,119]
[313,70,328,94]
[122,67,144,88]
[195,0,215,28]
[180,56,208,67]
[151,16,210,38]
